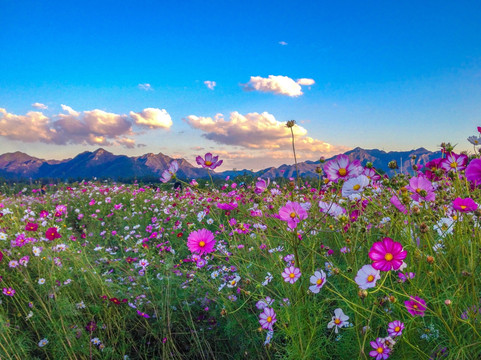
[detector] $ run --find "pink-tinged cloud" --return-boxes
[0,106,172,148]
[278,41,288,46]
[32,102,48,110]
[296,78,315,86]
[130,108,173,129]
[185,111,350,163]
[204,81,216,90]
[242,75,304,97]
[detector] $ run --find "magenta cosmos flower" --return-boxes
[405,296,426,317]
[187,229,216,255]
[368,237,407,271]
[324,154,363,182]
[160,160,179,183]
[282,266,301,284]
[278,201,308,229]
[369,338,391,360]
[466,159,481,185]
[196,153,223,170]
[440,152,468,172]
[453,197,478,212]
[259,307,277,331]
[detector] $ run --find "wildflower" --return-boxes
[187,229,216,255]
[255,178,270,194]
[369,338,391,360]
[309,270,327,293]
[327,308,350,333]
[3,287,15,296]
[256,297,274,310]
[368,237,407,271]
[406,175,435,202]
[76,301,86,309]
[387,320,404,337]
[91,337,101,345]
[45,227,61,241]
[38,338,48,347]
[281,266,301,284]
[468,135,481,146]
[137,310,150,318]
[25,222,38,231]
[440,152,468,172]
[390,195,408,214]
[405,296,427,317]
[355,265,381,289]
[466,159,481,185]
[38,278,46,285]
[342,175,370,200]
[264,330,274,346]
[324,154,363,182]
[196,153,223,170]
[160,160,179,183]
[259,307,276,331]
[278,201,308,229]
[85,321,97,332]
[226,275,241,288]
[452,197,478,212]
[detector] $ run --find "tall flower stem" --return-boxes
[287,120,300,187]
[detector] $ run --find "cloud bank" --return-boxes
[0,106,172,148]
[185,111,349,166]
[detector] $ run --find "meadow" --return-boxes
[1,137,481,359]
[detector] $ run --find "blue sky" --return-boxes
[1,0,481,170]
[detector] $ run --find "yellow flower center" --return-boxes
[316,278,324,285]
[199,241,205,247]
[334,319,341,325]
[289,273,295,278]
[395,326,400,332]
[205,161,212,166]
[338,168,347,176]
[353,184,361,191]
[367,275,375,282]
[384,253,393,261]
[416,188,421,193]
[413,304,418,309]
[450,162,457,168]
[231,280,236,285]
[267,316,272,323]
[460,205,466,209]
[290,212,296,218]
[377,347,384,354]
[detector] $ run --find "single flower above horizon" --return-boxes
[160,160,179,183]
[324,154,363,182]
[196,153,223,170]
[368,237,407,271]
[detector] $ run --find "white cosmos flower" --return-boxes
[342,175,370,200]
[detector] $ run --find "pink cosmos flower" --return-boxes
[196,153,223,170]
[362,167,381,181]
[187,229,216,255]
[324,154,363,182]
[282,266,301,284]
[309,270,327,293]
[368,237,407,271]
[216,202,238,210]
[452,197,478,212]
[279,201,308,229]
[3,287,15,296]
[390,195,408,214]
[255,178,270,194]
[406,175,435,202]
[387,320,404,337]
[137,310,150,318]
[369,338,391,360]
[424,158,443,181]
[404,295,426,316]
[45,227,61,241]
[466,159,481,185]
[355,264,381,289]
[259,307,277,331]
[25,222,38,232]
[160,160,179,183]
[440,152,468,172]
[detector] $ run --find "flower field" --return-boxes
[1,140,481,359]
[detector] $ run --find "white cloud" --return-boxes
[296,78,315,86]
[242,75,303,97]
[0,106,172,148]
[130,108,173,129]
[204,81,216,90]
[32,102,48,110]
[185,111,350,158]
[278,41,288,46]
[138,83,154,91]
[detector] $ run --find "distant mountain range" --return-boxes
[0,147,443,181]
